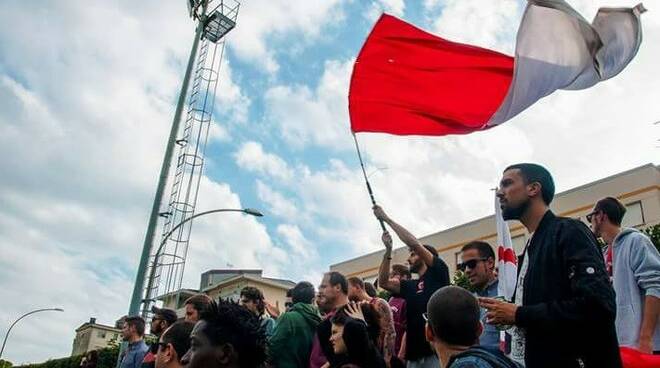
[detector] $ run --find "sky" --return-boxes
[0,0,658,364]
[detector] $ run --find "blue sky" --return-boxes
[1,0,658,363]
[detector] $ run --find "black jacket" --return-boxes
[514,211,621,368]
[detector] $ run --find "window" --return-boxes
[622,201,644,228]
[97,331,106,339]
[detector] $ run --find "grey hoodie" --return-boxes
[607,228,660,350]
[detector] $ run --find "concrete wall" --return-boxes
[71,324,121,356]
[331,164,660,280]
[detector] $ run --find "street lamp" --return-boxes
[0,308,64,359]
[140,208,264,315]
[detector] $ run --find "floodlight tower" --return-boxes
[128,0,240,319]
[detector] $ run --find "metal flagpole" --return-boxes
[352,133,387,232]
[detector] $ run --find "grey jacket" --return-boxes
[607,228,660,350]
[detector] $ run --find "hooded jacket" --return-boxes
[447,346,522,368]
[607,228,660,350]
[269,302,322,368]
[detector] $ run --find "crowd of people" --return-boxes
[108,163,658,368]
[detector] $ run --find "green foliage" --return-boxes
[642,224,660,253]
[1,359,13,368]
[15,346,119,368]
[377,289,391,301]
[452,270,476,292]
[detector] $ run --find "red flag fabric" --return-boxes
[349,14,513,136]
[620,347,660,368]
[349,2,644,136]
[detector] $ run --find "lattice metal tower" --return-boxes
[129,0,240,319]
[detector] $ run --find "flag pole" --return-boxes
[352,133,387,232]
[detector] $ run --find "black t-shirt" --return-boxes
[399,256,449,361]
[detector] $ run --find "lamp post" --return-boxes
[140,208,263,315]
[0,308,64,359]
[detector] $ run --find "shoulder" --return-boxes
[448,356,490,368]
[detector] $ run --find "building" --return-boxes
[71,317,121,356]
[331,163,660,280]
[160,269,295,316]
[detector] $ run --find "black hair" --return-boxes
[184,293,213,314]
[332,303,381,347]
[291,281,315,304]
[504,163,555,205]
[595,197,627,226]
[461,241,495,261]
[364,282,377,298]
[391,264,411,279]
[124,316,146,337]
[161,320,195,361]
[423,244,439,258]
[426,286,480,346]
[240,286,266,316]
[199,299,267,368]
[347,276,364,289]
[325,271,348,294]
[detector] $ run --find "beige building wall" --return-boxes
[71,320,121,356]
[331,164,660,280]
[205,276,291,312]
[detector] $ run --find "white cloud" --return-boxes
[181,177,288,289]
[264,59,354,150]
[365,0,406,21]
[425,0,521,54]
[229,0,348,74]
[234,141,294,181]
[256,181,299,219]
[277,224,317,260]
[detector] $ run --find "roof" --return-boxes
[156,288,200,301]
[75,322,121,333]
[201,273,295,293]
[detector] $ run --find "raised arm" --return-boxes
[373,205,435,267]
[378,231,401,294]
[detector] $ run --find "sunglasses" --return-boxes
[422,312,429,322]
[586,210,600,223]
[457,258,488,271]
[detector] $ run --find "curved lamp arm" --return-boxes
[0,308,64,359]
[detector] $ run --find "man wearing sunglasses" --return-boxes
[458,241,499,349]
[155,321,194,368]
[142,307,179,368]
[588,197,660,354]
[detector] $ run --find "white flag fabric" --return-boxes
[496,194,517,300]
[488,0,646,126]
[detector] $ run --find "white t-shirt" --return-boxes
[510,237,532,366]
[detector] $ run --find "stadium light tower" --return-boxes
[127,0,240,319]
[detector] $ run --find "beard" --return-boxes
[502,198,530,220]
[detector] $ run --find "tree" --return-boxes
[0,359,13,368]
[642,223,660,252]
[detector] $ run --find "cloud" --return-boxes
[424,0,520,53]
[277,224,317,260]
[234,141,294,181]
[365,0,406,21]
[256,181,299,220]
[264,59,354,150]
[228,0,348,74]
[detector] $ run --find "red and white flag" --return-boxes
[349,1,646,136]
[495,194,517,300]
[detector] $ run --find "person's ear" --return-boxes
[477,321,484,339]
[425,323,435,343]
[217,343,235,366]
[527,182,542,199]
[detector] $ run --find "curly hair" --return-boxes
[198,299,267,368]
[240,286,266,316]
